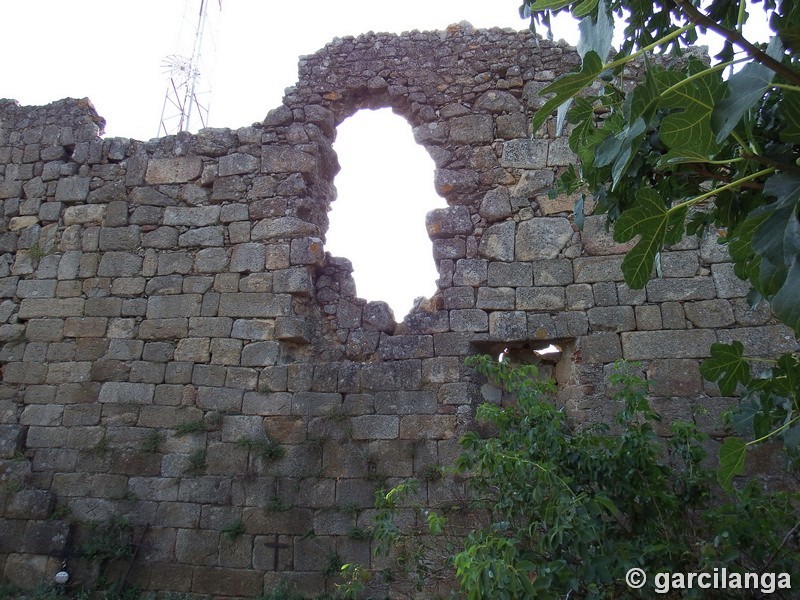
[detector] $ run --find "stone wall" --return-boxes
[0,23,795,597]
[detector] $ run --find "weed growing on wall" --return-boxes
[341,357,799,599]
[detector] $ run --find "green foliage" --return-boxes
[357,358,799,598]
[221,519,245,541]
[703,344,800,485]
[184,449,206,476]
[173,420,206,437]
[237,435,285,461]
[336,564,370,600]
[265,495,292,512]
[257,580,305,600]
[520,0,800,472]
[347,526,372,541]
[140,430,162,454]
[322,551,343,578]
[80,517,134,563]
[521,0,800,332]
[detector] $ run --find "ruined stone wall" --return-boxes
[0,24,795,597]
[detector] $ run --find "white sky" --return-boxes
[1,0,529,318]
[0,2,770,317]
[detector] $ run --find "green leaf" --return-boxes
[771,257,800,334]
[711,36,785,144]
[657,64,722,160]
[533,50,605,133]
[784,424,800,450]
[717,437,746,492]
[576,0,613,62]
[753,174,800,268]
[612,188,686,288]
[777,89,800,143]
[573,0,599,17]
[527,0,573,10]
[700,341,751,396]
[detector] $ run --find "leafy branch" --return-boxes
[672,0,800,86]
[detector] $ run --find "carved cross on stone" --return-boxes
[263,533,289,571]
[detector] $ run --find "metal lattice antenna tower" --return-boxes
[158,0,222,137]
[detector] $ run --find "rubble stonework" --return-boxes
[0,24,795,596]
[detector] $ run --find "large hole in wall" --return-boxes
[326,108,447,318]
[472,340,576,408]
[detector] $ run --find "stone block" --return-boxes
[163,206,221,227]
[717,324,796,356]
[219,152,259,176]
[375,390,437,415]
[479,187,512,222]
[635,305,662,330]
[489,310,527,340]
[432,238,466,260]
[712,262,751,298]
[581,332,623,364]
[448,114,493,143]
[565,283,594,310]
[622,330,717,360]
[241,341,280,366]
[20,404,63,426]
[450,309,488,332]
[230,242,266,272]
[18,297,85,320]
[488,261,532,287]
[660,251,699,277]
[99,382,156,404]
[218,293,291,317]
[478,220,515,261]
[351,415,399,439]
[477,287,515,310]
[242,391,291,415]
[512,169,554,200]
[147,294,202,319]
[443,287,475,310]
[646,277,716,302]
[574,256,625,283]
[499,139,549,168]
[425,206,472,239]
[55,176,90,201]
[14,277,56,304]
[515,217,572,260]
[555,311,589,337]
[22,520,69,554]
[361,360,421,391]
[272,267,313,295]
[64,204,106,225]
[179,225,224,248]
[579,214,635,256]
[5,488,53,519]
[588,306,636,332]
[399,415,458,439]
[290,236,324,265]
[452,259,487,286]
[145,156,202,184]
[434,168,479,198]
[647,359,703,396]
[516,287,565,311]
[261,146,315,173]
[97,251,143,277]
[684,299,735,328]
[378,334,434,360]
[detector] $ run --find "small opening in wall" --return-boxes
[326,108,447,318]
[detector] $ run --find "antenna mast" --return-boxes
[158,0,222,137]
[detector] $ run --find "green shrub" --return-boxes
[360,357,799,599]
